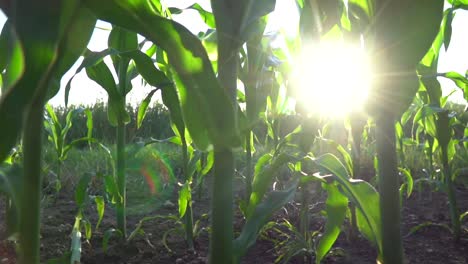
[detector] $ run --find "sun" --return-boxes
[291,42,373,118]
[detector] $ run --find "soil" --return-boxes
[1,176,467,264]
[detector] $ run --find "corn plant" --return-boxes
[146,131,215,250]
[295,153,383,263]
[296,1,444,263]
[69,172,105,263]
[365,1,444,263]
[0,2,96,263]
[415,2,468,240]
[238,21,272,202]
[43,104,93,193]
[65,23,176,237]
[72,2,239,262]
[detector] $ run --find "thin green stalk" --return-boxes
[427,137,435,180]
[115,57,129,238]
[441,146,460,241]
[245,131,253,202]
[116,119,127,237]
[209,22,238,263]
[182,139,194,249]
[375,116,404,264]
[300,185,311,264]
[55,159,62,194]
[349,117,363,240]
[19,98,46,264]
[273,119,280,150]
[196,152,206,200]
[211,148,234,263]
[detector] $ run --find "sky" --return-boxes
[0,0,467,106]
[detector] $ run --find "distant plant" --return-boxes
[43,104,93,193]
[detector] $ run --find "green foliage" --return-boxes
[49,103,173,144]
[84,0,241,150]
[315,183,348,264]
[311,154,382,254]
[1,1,466,264]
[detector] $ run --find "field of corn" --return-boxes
[1,0,468,263]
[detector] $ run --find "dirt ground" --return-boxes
[1,177,467,264]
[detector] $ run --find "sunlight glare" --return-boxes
[292,43,372,117]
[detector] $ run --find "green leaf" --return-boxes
[83,0,240,150]
[0,0,65,162]
[85,109,93,139]
[233,183,298,260]
[419,8,451,71]
[121,50,172,87]
[0,21,24,92]
[348,0,374,24]
[187,3,216,28]
[85,58,118,97]
[108,26,138,76]
[435,110,451,148]
[160,82,185,140]
[440,72,468,101]
[95,196,105,229]
[85,59,130,126]
[238,0,276,42]
[336,144,353,177]
[398,167,414,198]
[45,104,62,153]
[246,153,297,218]
[104,174,122,204]
[373,0,444,69]
[64,48,119,107]
[62,137,96,160]
[47,7,96,100]
[313,154,382,254]
[103,228,123,252]
[444,8,454,51]
[119,50,183,132]
[137,89,158,129]
[83,219,92,240]
[200,150,214,175]
[178,182,191,218]
[316,183,348,264]
[448,0,468,9]
[144,136,182,146]
[75,173,92,208]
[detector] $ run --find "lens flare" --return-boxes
[291,42,373,118]
[140,149,174,196]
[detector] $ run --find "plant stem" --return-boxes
[182,138,194,249]
[19,98,45,264]
[55,159,62,194]
[375,116,404,264]
[300,184,310,231]
[196,152,206,200]
[245,131,253,202]
[441,145,460,241]
[209,16,238,262]
[349,115,363,240]
[116,55,129,238]
[210,148,234,263]
[116,119,127,238]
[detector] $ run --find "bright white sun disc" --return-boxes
[292,43,372,117]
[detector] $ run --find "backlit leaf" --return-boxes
[313,154,382,254]
[83,0,240,150]
[316,183,348,264]
[137,89,158,129]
